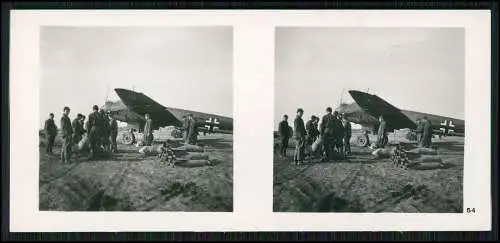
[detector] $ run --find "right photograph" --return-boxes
[273,27,465,213]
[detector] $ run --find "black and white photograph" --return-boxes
[38,26,234,212]
[273,27,465,213]
[9,10,491,232]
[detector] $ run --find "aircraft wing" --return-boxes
[348,90,417,130]
[114,88,183,130]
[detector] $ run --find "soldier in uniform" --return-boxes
[100,109,111,153]
[187,114,198,145]
[320,107,335,161]
[342,116,352,156]
[421,116,433,148]
[333,112,344,155]
[87,105,103,160]
[44,113,58,155]
[376,116,388,148]
[278,114,291,157]
[314,116,320,138]
[109,114,118,153]
[80,115,86,134]
[72,114,84,145]
[182,115,189,144]
[415,118,423,145]
[293,108,306,165]
[143,113,153,146]
[305,115,316,146]
[129,128,136,145]
[305,115,319,158]
[60,107,73,163]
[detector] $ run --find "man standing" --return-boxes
[87,105,102,160]
[60,107,73,164]
[305,115,316,146]
[72,114,84,146]
[109,114,118,153]
[129,128,136,145]
[305,115,319,158]
[100,109,111,153]
[143,113,153,146]
[187,114,198,145]
[44,113,58,155]
[342,116,352,156]
[421,116,433,148]
[416,118,423,145]
[80,115,86,134]
[333,112,344,154]
[294,108,306,165]
[182,115,189,144]
[376,116,388,148]
[320,107,335,161]
[278,114,291,157]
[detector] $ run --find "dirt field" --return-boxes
[39,134,233,212]
[273,136,464,213]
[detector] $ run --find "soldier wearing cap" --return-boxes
[320,107,336,161]
[306,115,317,146]
[44,113,58,155]
[278,114,290,157]
[60,106,73,163]
[87,105,103,160]
[72,113,84,145]
[293,108,306,165]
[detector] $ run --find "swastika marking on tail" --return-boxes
[440,120,455,134]
[204,117,220,131]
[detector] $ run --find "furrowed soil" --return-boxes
[39,134,233,212]
[273,137,464,213]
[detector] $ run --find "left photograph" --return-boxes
[39,26,234,212]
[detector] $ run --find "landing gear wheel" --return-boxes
[120,132,133,145]
[171,129,184,139]
[356,135,368,147]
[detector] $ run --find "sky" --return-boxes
[40,26,232,128]
[274,27,465,128]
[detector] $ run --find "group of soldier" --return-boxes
[277,107,436,165]
[278,107,352,165]
[43,105,119,163]
[44,104,203,164]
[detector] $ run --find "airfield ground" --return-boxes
[39,134,233,212]
[273,136,464,213]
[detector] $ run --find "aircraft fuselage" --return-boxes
[335,102,465,137]
[103,88,233,135]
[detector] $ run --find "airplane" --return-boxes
[335,90,465,146]
[102,88,233,144]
